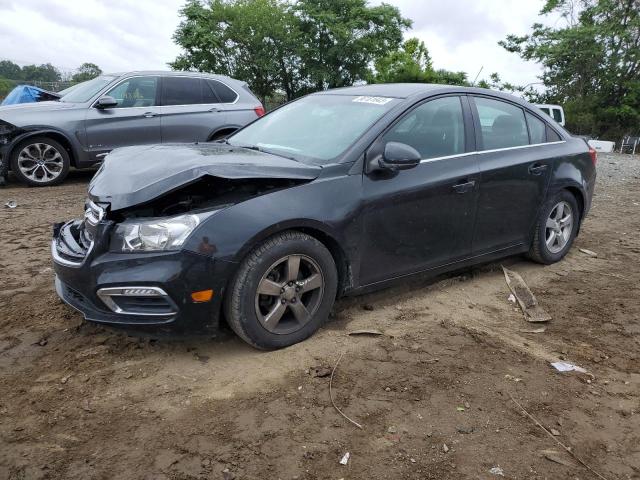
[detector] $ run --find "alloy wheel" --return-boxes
[17,143,65,184]
[545,200,573,254]
[254,254,325,335]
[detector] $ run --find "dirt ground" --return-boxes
[1,153,639,480]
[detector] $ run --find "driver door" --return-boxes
[84,75,161,161]
[359,95,480,285]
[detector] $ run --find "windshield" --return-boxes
[228,94,399,164]
[59,76,116,103]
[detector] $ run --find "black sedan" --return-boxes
[52,84,597,349]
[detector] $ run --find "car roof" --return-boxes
[105,71,236,82]
[316,83,533,107]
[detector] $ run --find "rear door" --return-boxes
[359,95,479,285]
[84,76,161,160]
[159,76,227,143]
[470,96,555,254]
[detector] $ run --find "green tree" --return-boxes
[72,62,103,83]
[172,0,298,103]
[294,0,411,90]
[20,63,61,83]
[171,0,410,101]
[0,60,22,80]
[0,77,16,99]
[370,37,469,86]
[500,0,640,138]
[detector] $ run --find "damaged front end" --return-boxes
[51,143,321,330]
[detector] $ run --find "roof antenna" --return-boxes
[471,66,484,86]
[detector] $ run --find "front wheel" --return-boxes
[10,136,70,186]
[528,190,580,264]
[224,231,338,349]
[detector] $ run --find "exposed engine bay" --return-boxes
[110,176,309,220]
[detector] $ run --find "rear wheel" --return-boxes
[528,190,580,264]
[224,231,338,349]
[10,136,70,186]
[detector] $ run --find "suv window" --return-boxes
[551,108,563,123]
[475,97,528,150]
[162,77,203,106]
[207,80,238,103]
[383,96,465,159]
[526,112,546,144]
[105,76,158,108]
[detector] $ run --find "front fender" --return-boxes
[5,126,84,166]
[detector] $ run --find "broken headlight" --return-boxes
[111,212,212,252]
[0,120,18,145]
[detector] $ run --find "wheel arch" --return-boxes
[9,129,78,167]
[231,220,354,298]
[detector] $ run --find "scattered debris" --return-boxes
[456,426,474,434]
[347,329,383,337]
[579,248,598,258]
[329,352,363,429]
[387,426,397,434]
[4,200,17,208]
[222,468,235,480]
[504,374,523,382]
[489,466,505,476]
[60,374,72,384]
[508,392,611,480]
[442,444,449,453]
[310,365,332,378]
[384,386,391,392]
[339,452,350,465]
[541,449,574,467]
[502,266,552,323]
[550,428,561,436]
[519,327,546,334]
[456,406,465,412]
[551,362,587,373]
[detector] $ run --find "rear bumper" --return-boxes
[52,221,233,330]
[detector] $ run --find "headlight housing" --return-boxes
[110,212,213,252]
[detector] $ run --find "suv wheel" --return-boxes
[10,136,70,187]
[224,231,338,349]
[528,190,580,264]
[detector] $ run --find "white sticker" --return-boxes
[352,95,393,105]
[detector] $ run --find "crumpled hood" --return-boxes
[88,143,322,211]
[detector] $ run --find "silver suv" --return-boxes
[0,71,264,186]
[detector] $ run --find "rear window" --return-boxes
[162,77,202,106]
[207,80,238,103]
[526,112,546,144]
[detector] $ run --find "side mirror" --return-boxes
[379,142,421,171]
[95,96,118,109]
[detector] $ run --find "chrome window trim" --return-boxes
[419,140,566,164]
[158,75,240,107]
[96,286,177,316]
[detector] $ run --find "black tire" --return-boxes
[528,190,580,264]
[10,136,70,187]
[224,231,338,349]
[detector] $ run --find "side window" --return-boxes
[383,96,465,159]
[539,107,551,116]
[162,77,203,106]
[474,97,528,150]
[551,108,563,123]
[207,80,238,103]
[105,77,158,108]
[547,125,562,142]
[526,112,546,144]
[201,79,219,104]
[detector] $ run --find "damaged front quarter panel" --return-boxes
[88,143,322,213]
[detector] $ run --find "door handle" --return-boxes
[143,112,156,118]
[528,163,548,175]
[452,180,476,194]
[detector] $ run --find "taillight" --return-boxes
[588,146,597,166]
[254,105,266,117]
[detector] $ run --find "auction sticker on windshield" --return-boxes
[352,96,393,105]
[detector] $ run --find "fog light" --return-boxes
[191,289,214,303]
[123,288,162,296]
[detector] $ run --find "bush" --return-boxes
[0,77,15,101]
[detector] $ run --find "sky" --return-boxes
[0,0,557,88]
